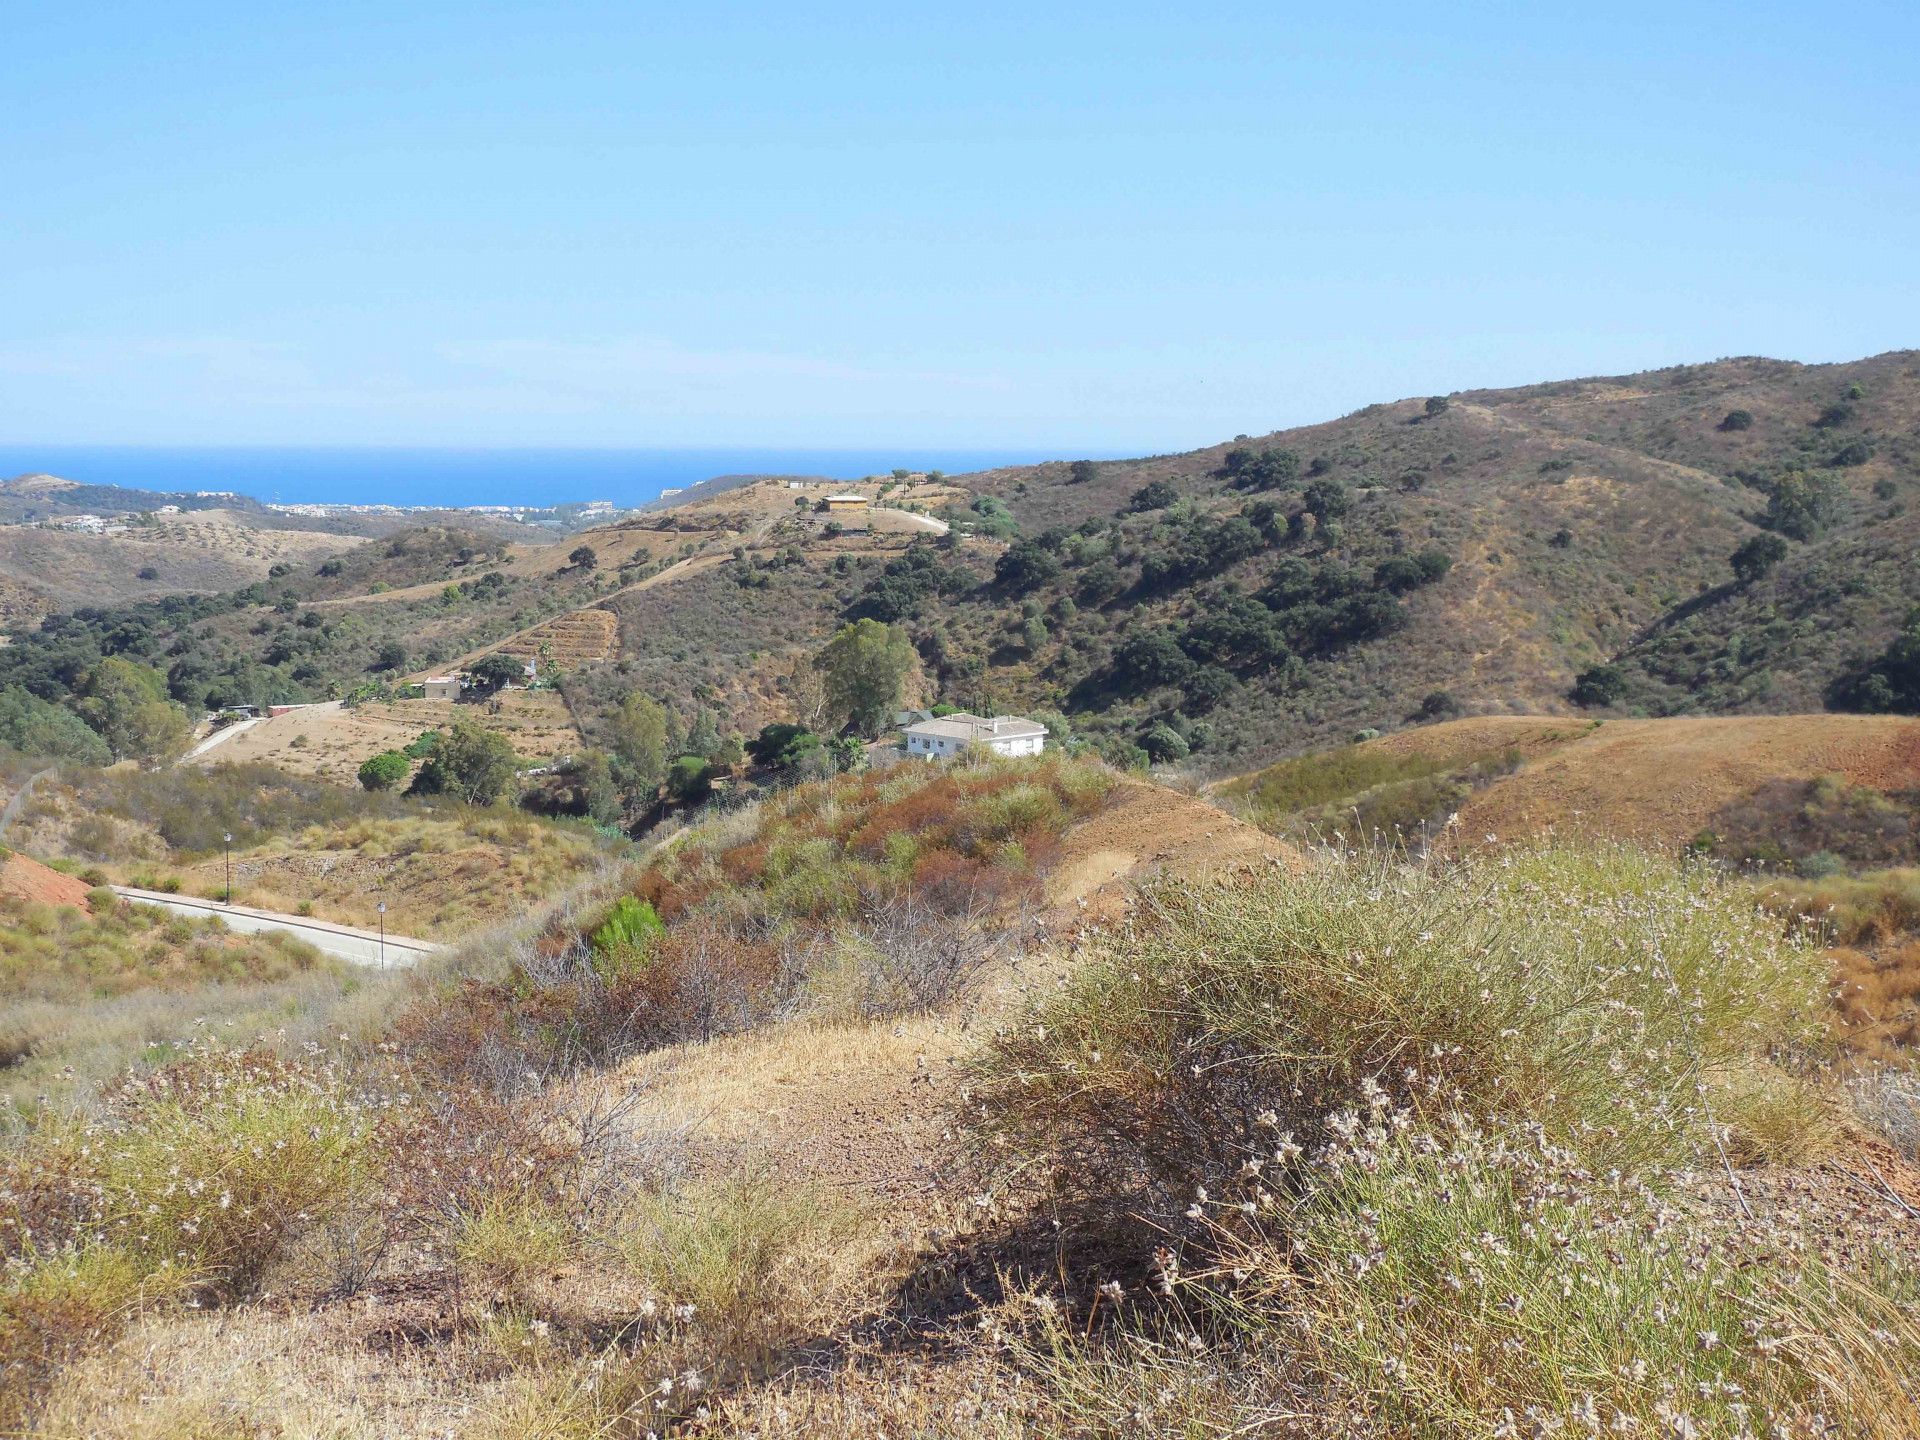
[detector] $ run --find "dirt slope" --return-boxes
[0,850,93,911]
[1374,713,1920,848]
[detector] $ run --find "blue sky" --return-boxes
[3,2,1916,451]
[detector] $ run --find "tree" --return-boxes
[1021,615,1049,654]
[375,640,408,672]
[1183,665,1238,714]
[684,708,721,759]
[1141,722,1191,763]
[1225,448,1301,491]
[1425,396,1450,417]
[1832,613,1920,714]
[1302,479,1352,525]
[409,721,519,804]
[814,619,915,735]
[1128,480,1179,512]
[576,749,622,826]
[1068,459,1100,485]
[569,545,598,570]
[1763,471,1843,541]
[666,754,716,803]
[1718,409,1754,432]
[74,657,191,762]
[1113,628,1193,690]
[468,653,525,693]
[357,751,410,791]
[1729,533,1789,585]
[610,693,669,793]
[1571,664,1628,708]
[0,686,109,764]
[995,539,1062,592]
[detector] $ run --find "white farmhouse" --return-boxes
[902,712,1048,760]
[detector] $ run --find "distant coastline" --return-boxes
[0,445,1090,511]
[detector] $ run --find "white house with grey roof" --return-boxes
[901,712,1048,760]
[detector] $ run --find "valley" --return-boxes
[4,353,1920,1437]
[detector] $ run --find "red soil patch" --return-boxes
[0,851,92,911]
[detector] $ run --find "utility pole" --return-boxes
[377,901,386,968]
[223,832,232,903]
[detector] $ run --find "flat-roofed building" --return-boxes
[902,712,1048,760]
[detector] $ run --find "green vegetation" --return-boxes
[1217,737,1525,841]
[408,720,520,804]
[0,891,330,1003]
[355,750,410,791]
[956,847,1917,1435]
[814,618,914,735]
[403,753,1116,1076]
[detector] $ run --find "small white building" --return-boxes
[902,712,1048,760]
[422,675,461,701]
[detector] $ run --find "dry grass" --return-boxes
[159,811,608,939]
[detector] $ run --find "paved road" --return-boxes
[184,717,261,760]
[110,887,439,968]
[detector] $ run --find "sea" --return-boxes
[0,445,1085,511]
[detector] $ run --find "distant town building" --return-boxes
[902,713,1048,760]
[422,676,462,701]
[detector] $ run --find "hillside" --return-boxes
[6,754,1920,1435]
[0,353,1914,780]
[1217,711,1920,853]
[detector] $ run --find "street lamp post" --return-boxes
[223,832,232,903]
[377,901,386,968]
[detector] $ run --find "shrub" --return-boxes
[589,895,664,965]
[0,1245,168,1434]
[357,750,410,791]
[1127,479,1178,512]
[613,1170,870,1352]
[666,754,715,803]
[972,846,1827,1220]
[453,1191,574,1303]
[1719,408,1754,431]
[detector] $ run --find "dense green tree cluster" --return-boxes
[1830,611,1920,714]
[1220,447,1301,491]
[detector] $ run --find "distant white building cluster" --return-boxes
[901,712,1048,759]
[265,499,620,523]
